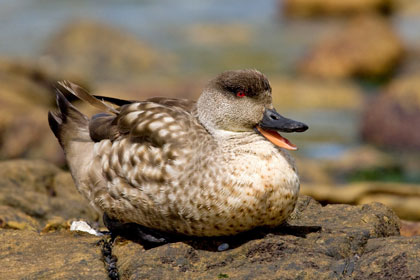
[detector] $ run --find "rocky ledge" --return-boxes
[1,160,420,279]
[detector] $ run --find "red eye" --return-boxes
[236,91,246,98]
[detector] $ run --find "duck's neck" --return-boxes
[210,128,282,157]
[211,129,261,145]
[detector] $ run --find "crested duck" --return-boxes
[48,69,308,238]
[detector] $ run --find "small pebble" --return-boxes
[70,220,103,236]
[218,243,229,252]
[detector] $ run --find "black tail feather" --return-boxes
[93,95,134,106]
[48,88,89,146]
[48,111,62,140]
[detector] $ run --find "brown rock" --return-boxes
[400,220,420,237]
[361,72,420,150]
[1,196,416,279]
[42,20,175,84]
[0,57,56,106]
[186,24,252,45]
[301,182,420,220]
[270,76,364,110]
[396,0,420,16]
[0,230,106,279]
[296,159,333,185]
[41,216,71,233]
[352,236,420,279]
[283,0,395,17]
[0,57,67,164]
[359,193,420,220]
[0,205,40,231]
[0,160,99,228]
[299,15,403,79]
[111,196,401,279]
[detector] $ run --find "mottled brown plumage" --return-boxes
[48,69,307,237]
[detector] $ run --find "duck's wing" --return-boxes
[59,81,199,143]
[89,98,198,143]
[59,81,205,146]
[92,95,196,113]
[145,97,197,112]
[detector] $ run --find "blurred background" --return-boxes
[1,0,419,225]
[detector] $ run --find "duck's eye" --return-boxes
[236,91,246,98]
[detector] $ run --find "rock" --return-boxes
[111,196,403,279]
[0,160,99,229]
[283,0,395,17]
[0,205,40,231]
[359,194,420,220]
[295,157,333,185]
[361,72,420,150]
[301,182,420,220]
[186,24,252,45]
[396,0,420,16]
[2,195,418,278]
[0,57,56,106]
[42,20,175,84]
[0,57,67,164]
[397,48,420,76]
[41,216,71,234]
[299,15,403,79]
[0,230,106,279]
[352,236,420,279]
[270,76,364,110]
[400,220,420,237]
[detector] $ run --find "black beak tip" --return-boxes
[260,108,309,133]
[297,123,309,132]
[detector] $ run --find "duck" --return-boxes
[48,69,308,240]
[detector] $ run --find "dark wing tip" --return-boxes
[48,111,62,139]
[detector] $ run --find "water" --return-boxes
[1,0,418,65]
[0,0,337,75]
[0,0,275,56]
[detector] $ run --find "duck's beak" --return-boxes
[255,108,308,150]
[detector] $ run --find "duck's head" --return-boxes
[197,69,308,150]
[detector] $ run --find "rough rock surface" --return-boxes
[0,57,66,164]
[352,236,420,279]
[283,0,395,17]
[1,193,419,279]
[110,196,409,279]
[400,220,420,237]
[0,230,106,279]
[42,20,174,84]
[299,15,403,79]
[301,182,420,220]
[362,72,420,150]
[0,160,99,229]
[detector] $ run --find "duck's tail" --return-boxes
[58,81,118,114]
[48,84,103,202]
[48,81,119,148]
[48,88,91,150]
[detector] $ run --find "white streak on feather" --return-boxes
[148,121,164,131]
[162,116,175,123]
[124,111,142,123]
